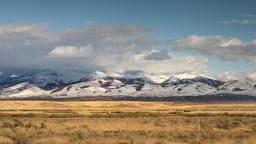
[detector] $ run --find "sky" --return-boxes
[0,0,256,80]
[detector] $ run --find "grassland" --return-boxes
[0,101,255,144]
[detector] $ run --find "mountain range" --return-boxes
[0,70,256,100]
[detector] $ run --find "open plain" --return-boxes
[0,101,255,144]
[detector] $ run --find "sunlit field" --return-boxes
[0,101,255,144]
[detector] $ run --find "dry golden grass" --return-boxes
[0,101,255,144]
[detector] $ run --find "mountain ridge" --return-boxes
[0,70,256,98]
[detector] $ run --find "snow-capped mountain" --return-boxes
[161,73,224,88]
[0,82,49,98]
[217,79,256,95]
[0,69,93,90]
[0,70,256,99]
[0,70,64,90]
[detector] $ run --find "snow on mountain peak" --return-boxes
[94,71,107,76]
[10,74,19,78]
[1,82,49,98]
[173,73,216,80]
[121,71,170,83]
[173,73,198,79]
[92,71,107,78]
[165,73,212,84]
[6,82,30,91]
[1,69,256,98]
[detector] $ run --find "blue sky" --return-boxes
[1,0,255,39]
[0,0,256,77]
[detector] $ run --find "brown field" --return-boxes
[0,101,255,144]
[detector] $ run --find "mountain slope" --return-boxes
[0,83,49,98]
[0,71,256,98]
[217,79,256,95]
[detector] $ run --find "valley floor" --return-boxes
[0,101,255,144]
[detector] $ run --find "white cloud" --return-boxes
[218,70,256,81]
[245,71,256,81]
[144,49,172,61]
[0,23,208,75]
[48,45,93,58]
[175,35,256,62]
[0,23,153,69]
[243,14,256,18]
[218,71,237,81]
[222,19,256,25]
[218,38,243,47]
[140,56,208,74]
[0,24,43,34]
[118,52,208,75]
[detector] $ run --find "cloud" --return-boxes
[244,71,256,81]
[246,71,256,80]
[48,45,93,58]
[0,23,153,68]
[243,14,256,18]
[222,19,256,25]
[218,70,256,81]
[218,71,238,81]
[144,49,172,61]
[122,53,208,74]
[0,23,208,75]
[222,14,256,25]
[174,35,256,62]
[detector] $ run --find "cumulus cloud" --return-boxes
[245,71,256,81]
[142,56,208,74]
[123,53,208,74]
[218,70,256,81]
[174,35,256,62]
[218,71,238,81]
[48,45,93,58]
[0,23,208,75]
[0,23,152,68]
[144,49,172,61]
